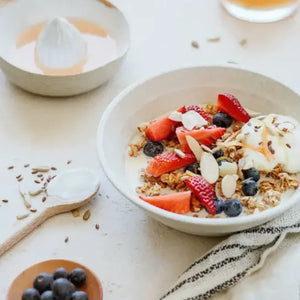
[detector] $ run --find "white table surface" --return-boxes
[1,0,300,299]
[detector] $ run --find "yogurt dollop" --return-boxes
[240,114,300,173]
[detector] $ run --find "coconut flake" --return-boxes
[219,161,238,177]
[200,152,219,184]
[182,111,207,130]
[221,175,237,198]
[186,136,203,162]
[174,149,186,158]
[168,111,183,122]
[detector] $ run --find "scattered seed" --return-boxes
[83,209,91,221]
[174,148,186,158]
[17,213,30,220]
[37,174,43,177]
[29,189,43,196]
[16,174,22,179]
[30,209,37,213]
[191,41,199,48]
[239,39,247,46]
[227,60,238,64]
[64,237,69,243]
[95,224,100,230]
[42,196,47,202]
[71,209,80,217]
[51,167,57,171]
[67,160,72,165]
[17,177,23,182]
[20,191,31,208]
[8,166,14,170]
[286,143,291,149]
[24,164,30,168]
[34,180,40,184]
[2,199,8,203]
[207,37,220,42]
[32,166,50,173]
[267,141,275,154]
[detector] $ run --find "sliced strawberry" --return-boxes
[185,105,212,121]
[145,106,186,141]
[185,176,215,215]
[217,93,250,123]
[140,191,191,214]
[176,126,226,152]
[146,152,195,177]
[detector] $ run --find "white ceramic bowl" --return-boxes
[97,66,300,236]
[0,0,129,97]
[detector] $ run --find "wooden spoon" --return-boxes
[7,259,103,299]
[0,168,100,257]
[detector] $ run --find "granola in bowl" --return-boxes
[127,93,300,218]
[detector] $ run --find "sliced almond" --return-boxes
[186,136,203,161]
[19,190,31,209]
[16,213,30,220]
[221,175,237,198]
[201,144,213,153]
[219,161,238,177]
[168,111,182,122]
[182,110,207,130]
[200,152,219,184]
[238,156,253,170]
[174,149,186,158]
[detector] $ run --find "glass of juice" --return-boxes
[221,0,298,22]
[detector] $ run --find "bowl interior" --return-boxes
[0,0,129,71]
[98,66,300,226]
[7,259,103,300]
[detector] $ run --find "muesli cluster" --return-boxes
[128,93,300,218]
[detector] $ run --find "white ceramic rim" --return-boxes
[0,1,130,78]
[97,65,300,226]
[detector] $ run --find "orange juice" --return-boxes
[228,0,296,9]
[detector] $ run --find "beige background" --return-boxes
[0,0,300,299]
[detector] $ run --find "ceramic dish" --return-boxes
[0,0,129,97]
[97,66,300,236]
[7,259,103,299]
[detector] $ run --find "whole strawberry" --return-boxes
[185,176,216,215]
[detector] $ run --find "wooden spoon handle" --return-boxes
[0,208,52,257]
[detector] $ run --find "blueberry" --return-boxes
[33,273,53,294]
[22,288,40,300]
[224,198,242,217]
[205,198,224,214]
[53,267,69,280]
[212,148,224,159]
[143,141,164,157]
[69,268,87,287]
[53,278,76,300]
[185,163,200,174]
[242,179,258,196]
[72,291,88,300]
[41,291,53,300]
[243,168,260,182]
[213,112,233,128]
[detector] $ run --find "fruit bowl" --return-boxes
[97,66,300,236]
[0,0,129,97]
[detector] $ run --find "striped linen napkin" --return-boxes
[161,206,300,300]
